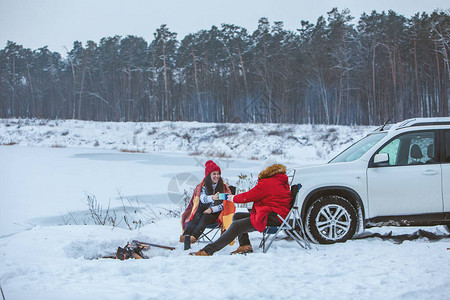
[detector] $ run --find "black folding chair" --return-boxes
[259,184,311,253]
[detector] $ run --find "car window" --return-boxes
[445,130,450,162]
[330,132,386,163]
[376,131,435,166]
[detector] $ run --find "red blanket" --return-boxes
[181,179,235,232]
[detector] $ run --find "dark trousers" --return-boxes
[202,212,281,255]
[183,203,220,239]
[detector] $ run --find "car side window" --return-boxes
[376,131,435,166]
[445,130,450,163]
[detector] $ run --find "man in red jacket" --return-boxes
[190,163,292,256]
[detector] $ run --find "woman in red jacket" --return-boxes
[190,163,292,256]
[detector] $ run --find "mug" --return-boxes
[218,193,229,200]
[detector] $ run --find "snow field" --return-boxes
[1,222,449,300]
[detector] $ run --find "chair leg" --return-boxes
[198,225,220,243]
[210,227,220,240]
[259,231,267,250]
[293,209,311,249]
[262,210,312,253]
[202,234,213,243]
[263,226,285,253]
[286,229,310,249]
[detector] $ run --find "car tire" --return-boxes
[305,195,357,244]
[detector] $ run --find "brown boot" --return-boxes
[189,250,211,256]
[230,245,253,255]
[190,236,197,243]
[179,235,185,243]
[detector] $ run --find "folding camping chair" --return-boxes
[259,183,311,253]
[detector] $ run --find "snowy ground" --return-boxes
[0,119,449,300]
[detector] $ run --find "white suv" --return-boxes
[294,118,450,244]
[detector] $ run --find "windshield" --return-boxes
[329,132,387,163]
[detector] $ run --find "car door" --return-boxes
[443,130,450,213]
[366,130,442,217]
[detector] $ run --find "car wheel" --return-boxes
[305,195,357,244]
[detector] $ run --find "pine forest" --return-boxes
[0,9,449,125]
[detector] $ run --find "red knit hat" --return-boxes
[205,160,221,177]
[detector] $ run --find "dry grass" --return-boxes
[120,149,146,153]
[2,142,17,146]
[51,144,66,148]
[188,151,202,156]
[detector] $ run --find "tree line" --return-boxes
[0,8,449,125]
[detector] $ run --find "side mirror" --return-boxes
[373,153,389,166]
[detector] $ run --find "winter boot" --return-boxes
[230,245,253,255]
[189,250,211,256]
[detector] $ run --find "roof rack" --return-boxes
[392,117,450,130]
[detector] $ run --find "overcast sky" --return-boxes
[1,0,448,54]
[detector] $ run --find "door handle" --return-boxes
[422,170,438,176]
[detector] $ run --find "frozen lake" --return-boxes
[0,146,261,237]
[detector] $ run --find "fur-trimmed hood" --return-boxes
[258,164,286,180]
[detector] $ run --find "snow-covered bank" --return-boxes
[0,118,374,163]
